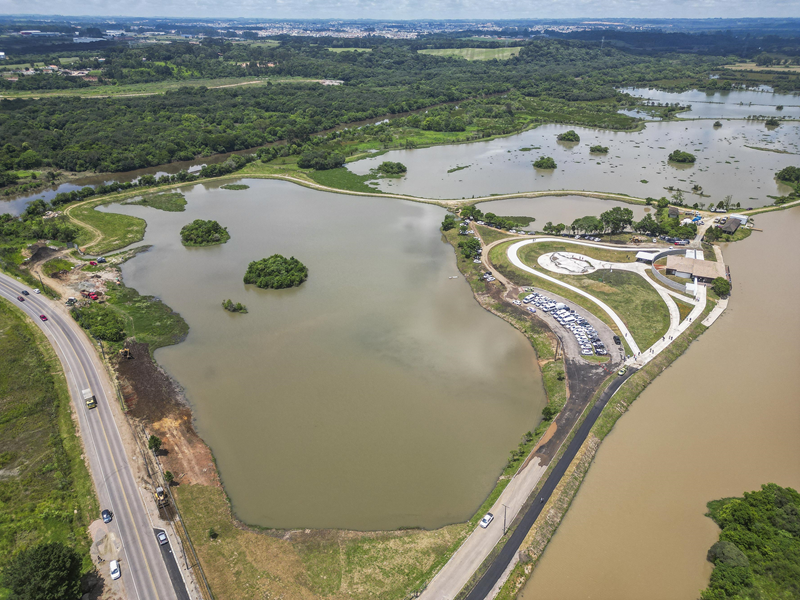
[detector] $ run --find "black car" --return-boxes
[101,509,112,524]
[20,290,29,296]
[613,335,621,345]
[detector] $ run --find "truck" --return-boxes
[82,388,97,409]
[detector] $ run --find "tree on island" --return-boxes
[376,161,407,176]
[776,166,800,186]
[222,299,248,313]
[180,219,230,246]
[713,121,723,128]
[765,117,781,127]
[557,130,580,142]
[533,156,557,169]
[589,145,609,154]
[1,542,83,600]
[668,150,696,164]
[244,255,308,289]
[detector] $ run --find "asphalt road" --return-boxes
[0,272,180,600]
[155,529,191,600]
[464,368,636,600]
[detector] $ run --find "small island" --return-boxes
[222,299,248,313]
[376,161,408,176]
[713,121,723,128]
[533,156,557,169]
[668,150,697,164]
[244,254,308,289]
[180,219,230,246]
[589,145,609,154]
[765,117,781,127]
[557,130,580,142]
[125,192,187,212]
[221,184,250,191]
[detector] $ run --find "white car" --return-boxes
[479,513,494,528]
[110,559,121,580]
[33,288,41,294]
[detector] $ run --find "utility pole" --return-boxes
[502,503,510,535]
[37,272,44,290]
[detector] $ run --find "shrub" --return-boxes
[71,304,125,342]
[712,277,731,297]
[668,150,696,163]
[533,156,557,169]
[557,129,580,142]
[244,255,308,289]
[589,145,609,154]
[180,219,230,246]
[376,161,407,175]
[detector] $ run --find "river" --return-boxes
[519,207,800,600]
[104,179,545,531]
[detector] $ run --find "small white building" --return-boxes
[727,214,749,226]
[635,251,658,264]
[0,52,6,60]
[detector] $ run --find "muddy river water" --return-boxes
[520,207,800,599]
[105,180,545,531]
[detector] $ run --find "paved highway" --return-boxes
[0,272,179,600]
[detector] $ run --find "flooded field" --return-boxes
[348,119,799,205]
[105,179,545,530]
[620,86,800,119]
[519,207,800,600]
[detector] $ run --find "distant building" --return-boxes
[0,52,6,60]
[668,206,679,219]
[726,214,749,226]
[73,37,105,43]
[635,251,658,264]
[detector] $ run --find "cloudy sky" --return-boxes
[1,0,798,19]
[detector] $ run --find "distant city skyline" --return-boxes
[1,0,798,20]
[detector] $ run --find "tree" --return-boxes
[712,277,731,297]
[557,130,580,142]
[589,145,609,154]
[180,219,229,246]
[668,150,696,164]
[656,197,670,209]
[164,471,174,484]
[533,156,557,169]
[244,255,309,289]
[722,195,733,211]
[600,206,634,234]
[672,190,685,205]
[376,161,407,175]
[634,213,660,234]
[1,542,83,600]
[148,434,162,454]
[441,214,457,231]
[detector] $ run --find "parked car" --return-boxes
[479,513,494,528]
[109,560,121,580]
[156,531,169,546]
[33,288,40,294]
[101,509,113,524]
[618,366,628,376]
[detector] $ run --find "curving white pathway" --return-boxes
[507,237,716,367]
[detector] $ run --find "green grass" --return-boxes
[518,241,638,265]
[307,168,382,194]
[105,282,188,353]
[70,198,147,254]
[124,191,187,212]
[418,47,523,61]
[0,247,59,299]
[0,298,98,577]
[220,184,250,190]
[674,297,695,322]
[475,224,517,245]
[0,76,317,99]
[41,258,74,277]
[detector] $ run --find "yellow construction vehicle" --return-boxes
[119,348,133,359]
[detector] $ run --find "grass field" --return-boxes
[328,47,372,53]
[475,225,517,245]
[0,76,318,99]
[0,298,97,578]
[518,241,638,265]
[723,62,800,73]
[70,197,147,254]
[124,192,187,212]
[418,47,523,61]
[307,168,382,194]
[41,257,75,276]
[175,483,469,600]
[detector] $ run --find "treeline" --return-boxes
[0,38,737,175]
[701,483,800,600]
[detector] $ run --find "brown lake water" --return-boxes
[347,120,799,206]
[519,207,800,600]
[103,179,545,530]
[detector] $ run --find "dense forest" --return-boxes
[701,484,800,600]
[0,37,750,178]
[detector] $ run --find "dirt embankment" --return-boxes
[116,341,219,488]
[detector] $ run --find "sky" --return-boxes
[0,0,798,20]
